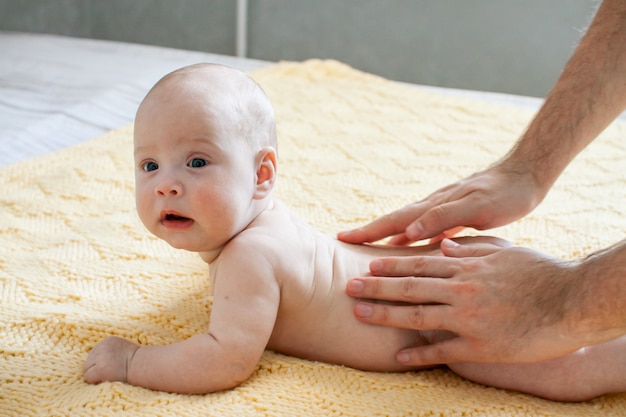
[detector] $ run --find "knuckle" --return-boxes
[408,256,428,272]
[429,205,450,223]
[431,344,452,363]
[421,205,451,232]
[452,279,479,299]
[368,277,383,296]
[377,258,396,275]
[353,278,382,297]
[376,257,423,277]
[401,277,420,299]
[407,305,426,329]
[459,258,482,274]
[376,304,391,323]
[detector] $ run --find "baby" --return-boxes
[84,63,626,401]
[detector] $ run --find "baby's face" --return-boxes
[133,80,260,254]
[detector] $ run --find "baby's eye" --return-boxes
[143,161,159,172]
[188,158,207,168]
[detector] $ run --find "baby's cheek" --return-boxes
[135,192,154,228]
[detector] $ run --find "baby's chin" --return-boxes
[163,238,201,252]
[162,235,219,255]
[147,230,195,251]
[167,240,191,250]
[144,225,220,255]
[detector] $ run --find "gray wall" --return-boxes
[0,0,597,97]
[0,0,237,54]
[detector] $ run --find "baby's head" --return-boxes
[138,63,277,150]
[133,64,278,257]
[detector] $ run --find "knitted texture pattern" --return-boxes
[2,60,625,416]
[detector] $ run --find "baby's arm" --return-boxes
[84,333,251,393]
[84,243,281,394]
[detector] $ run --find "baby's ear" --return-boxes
[254,147,277,199]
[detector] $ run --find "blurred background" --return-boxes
[0,0,597,97]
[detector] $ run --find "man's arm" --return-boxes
[502,0,626,198]
[338,0,626,245]
[338,0,626,366]
[573,239,626,346]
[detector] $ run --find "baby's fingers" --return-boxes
[83,336,137,384]
[84,359,108,384]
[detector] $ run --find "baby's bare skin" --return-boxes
[236,201,426,371]
[85,63,626,401]
[84,64,494,392]
[243,200,502,372]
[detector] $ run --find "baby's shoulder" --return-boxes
[210,235,280,288]
[219,220,300,268]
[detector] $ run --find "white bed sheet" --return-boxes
[0,31,546,168]
[0,32,270,168]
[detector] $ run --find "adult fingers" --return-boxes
[388,233,414,246]
[353,302,457,333]
[348,275,456,305]
[426,226,466,245]
[439,238,505,258]
[369,255,460,278]
[388,217,466,246]
[396,337,472,366]
[337,203,429,244]
[404,198,481,241]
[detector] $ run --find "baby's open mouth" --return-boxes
[160,211,194,228]
[165,213,190,221]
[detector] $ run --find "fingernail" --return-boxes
[406,222,423,240]
[442,238,460,248]
[370,259,383,274]
[347,279,364,294]
[397,351,410,364]
[355,303,373,318]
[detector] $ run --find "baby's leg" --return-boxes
[448,336,626,401]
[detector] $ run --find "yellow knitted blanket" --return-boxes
[2,60,625,417]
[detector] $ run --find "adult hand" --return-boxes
[340,0,626,366]
[337,162,545,246]
[347,238,588,365]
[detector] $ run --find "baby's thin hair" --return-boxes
[143,63,278,151]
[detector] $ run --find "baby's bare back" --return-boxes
[262,201,442,372]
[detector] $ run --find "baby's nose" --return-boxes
[155,177,183,196]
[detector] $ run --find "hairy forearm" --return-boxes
[127,334,253,394]
[504,0,626,194]
[567,239,626,346]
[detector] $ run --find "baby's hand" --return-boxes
[84,336,140,385]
